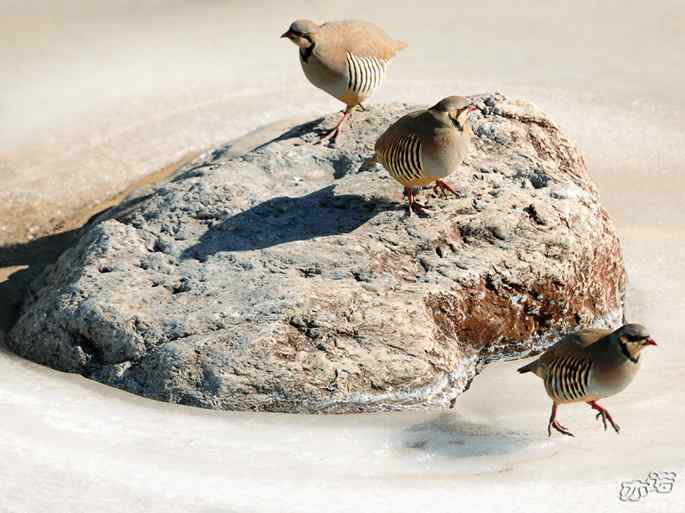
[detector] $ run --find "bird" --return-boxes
[281,19,406,144]
[371,96,477,215]
[517,324,657,437]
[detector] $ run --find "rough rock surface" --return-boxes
[9,94,626,412]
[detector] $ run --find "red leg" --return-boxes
[548,402,574,437]
[587,400,620,433]
[318,109,352,145]
[433,179,460,198]
[404,186,430,216]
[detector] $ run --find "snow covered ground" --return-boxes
[1,1,683,511]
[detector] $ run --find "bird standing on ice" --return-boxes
[372,96,477,215]
[517,324,657,437]
[281,19,407,144]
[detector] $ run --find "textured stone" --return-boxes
[9,94,626,412]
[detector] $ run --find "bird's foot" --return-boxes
[548,419,575,437]
[589,401,620,433]
[408,201,431,216]
[317,126,343,145]
[316,111,351,146]
[404,187,431,217]
[433,179,460,199]
[547,402,574,437]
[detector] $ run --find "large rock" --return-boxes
[9,94,626,412]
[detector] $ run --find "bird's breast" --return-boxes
[421,131,469,179]
[588,359,640,399]
[299,53,348,100]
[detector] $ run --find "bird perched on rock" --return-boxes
[517,324,657,437]
[281,19,406,144]
[371,96,477,215]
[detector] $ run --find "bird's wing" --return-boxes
[319,20,407,62]
[375,109,428,157]
[537,328,610,366]
[518,328,610,376]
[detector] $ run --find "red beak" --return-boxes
[645,337,657,346]
[281,30,293,39]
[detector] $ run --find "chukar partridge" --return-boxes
[281,19,406,143]
[518,324,657,436]
[373,96,477,215]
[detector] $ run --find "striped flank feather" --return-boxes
[544,356,593,402]
[345,52,388,97]
[378,135,423,185]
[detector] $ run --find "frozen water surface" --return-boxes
[1,1,684,511]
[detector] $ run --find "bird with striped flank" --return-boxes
[517,324,657,437]
[372,96,477,215]
[281,19,406,144]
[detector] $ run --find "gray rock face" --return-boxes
[9,94,626,412]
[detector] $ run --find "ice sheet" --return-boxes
[1,2,683,512]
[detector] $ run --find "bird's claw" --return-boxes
[315,111,351,146]
[433,180,460,199]
[404,187,431,217]
[595,412,620,433]
[434,187,448,199]
[408,201,431,217]
[548,420,575,437]
[590,402,621,434]
[595,411,608,431]
[315,127,341,145]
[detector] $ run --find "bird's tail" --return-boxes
[395,40,408,52]
[517,359,540,374]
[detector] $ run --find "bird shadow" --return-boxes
[252,117,332,151]
[180,184,400,260]
[401,412,534,458]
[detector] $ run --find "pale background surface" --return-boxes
[1,1,684,512]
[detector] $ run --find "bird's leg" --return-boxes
[433,179,460,199]
[403,186,430,216]
[587,400,620,433]
[547,402,574,437]
[318,107,353,145]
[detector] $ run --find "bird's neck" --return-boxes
[451,118,466,132]
[590,336,640,366]
[619,341,640,364]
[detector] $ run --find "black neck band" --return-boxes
[620,342,640,364]
[300,43,314,63]
[451,117,464,132]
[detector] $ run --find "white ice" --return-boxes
[1,1,684,512]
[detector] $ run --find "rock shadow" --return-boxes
[0,228,81,333]
[402,413,534,458]
[181,184,399,260]
[0,204,112,334]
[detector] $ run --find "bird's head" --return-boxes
[613,323,657,362]
[281,19,320,49]
[429,96,478,132]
